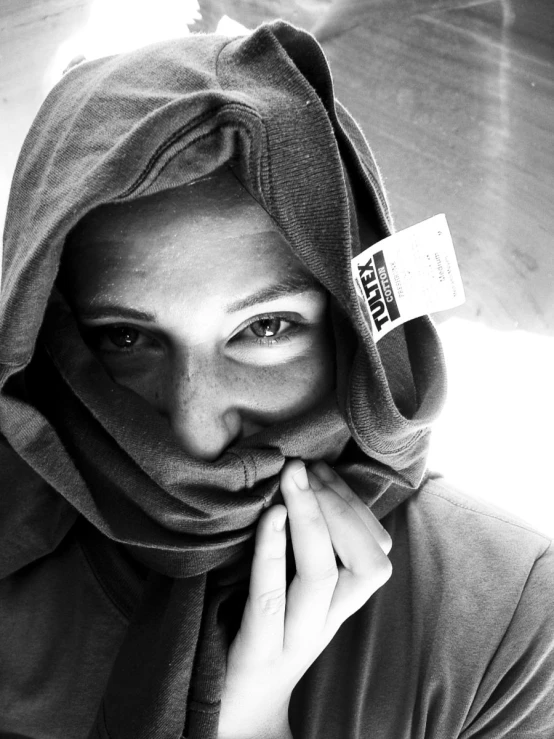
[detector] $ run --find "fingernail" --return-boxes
[379,522,392,544]
[273,510,288,531]
[292,464,310,491]
[314,462,335,483]
[307,471,323,491]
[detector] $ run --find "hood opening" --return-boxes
[0,23,447,579]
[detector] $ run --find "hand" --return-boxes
[217,459,393,739]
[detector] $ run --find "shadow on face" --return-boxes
[60,168,336,460]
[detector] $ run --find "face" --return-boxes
[61,170,335,461]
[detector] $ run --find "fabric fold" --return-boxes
[0,20,447,738]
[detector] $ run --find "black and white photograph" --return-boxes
[0,1,553,737]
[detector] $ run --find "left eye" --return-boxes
[80,324,152,353]
[104,325,141,348]
[248,318,282,338]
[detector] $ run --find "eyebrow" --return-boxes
[225,273,323,313]
[76,305,158,322]
[76,273,324,323]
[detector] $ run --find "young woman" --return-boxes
[0,20,552,739]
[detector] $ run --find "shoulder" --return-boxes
[402,473,551,563]
[384,474,554,642]
[296,480,554,736]
[0,434,77,578]
[396,478,554,736]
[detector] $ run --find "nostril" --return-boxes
[164,406,245,461]
[239,418,266,439]
[222,408,243,439]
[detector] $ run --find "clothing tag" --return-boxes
[351,214,465,341]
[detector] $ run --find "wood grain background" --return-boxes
[1,0,553,532]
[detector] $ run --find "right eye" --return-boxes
[81,324,149,353]
[105,326,140,348]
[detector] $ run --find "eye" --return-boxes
[249,318,282,339]
[105,326,140,348]
[239,314,301,347]
[228,312,310,362]
[80,324,150,353]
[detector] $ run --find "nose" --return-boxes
[162,356,245,461]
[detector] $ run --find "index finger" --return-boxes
[308,461,392,555]
[280,459,338,587]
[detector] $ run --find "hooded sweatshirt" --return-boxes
[0,20,553,739]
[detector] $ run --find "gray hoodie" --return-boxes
[0,20,553,739]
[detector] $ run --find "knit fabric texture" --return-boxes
[0,21,447,738]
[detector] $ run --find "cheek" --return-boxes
[296,329,336,402]
[99,357,168,409]
[93,328,336,424]
[243,334,336,420]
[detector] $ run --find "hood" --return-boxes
[0,21,447,577]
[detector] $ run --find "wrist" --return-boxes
[217,697,292,739]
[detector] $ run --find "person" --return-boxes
[0,19,552,739]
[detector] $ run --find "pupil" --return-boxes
[251,318,281,338]
[108,326,139,348]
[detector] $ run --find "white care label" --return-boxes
[351,214,465,341]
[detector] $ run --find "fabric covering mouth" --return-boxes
[0,19,447,739]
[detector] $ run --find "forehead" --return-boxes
[69,168,277,245]
[62,169,318,306]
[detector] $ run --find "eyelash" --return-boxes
[81,313,302,355]
[254,334,288,346]
[238,313,299,346]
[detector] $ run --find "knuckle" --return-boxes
[260,540,287,560]
[256,528,287,560]
[317,491,350,520]
[301,564,339,589]
[353,554,393,592]
[380,556,393,582]
[380,530,393,555]
[302,505,326,528]
[333,477,356,503]
[368,556,393,588]
[256,586,287,616]
[312,461,337,484]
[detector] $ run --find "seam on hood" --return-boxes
[0,21,447,508]
[119,103,261,199]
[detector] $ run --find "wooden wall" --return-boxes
[1,0,553,531]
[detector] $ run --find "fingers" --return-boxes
[281,460,339,588]
[309,461,392,555]
[289,460,392,643]
[239,460,393,668]
[220,464,387,737]
[307,471,392,636]
[237,504,288,662]
[279,460,340,652]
